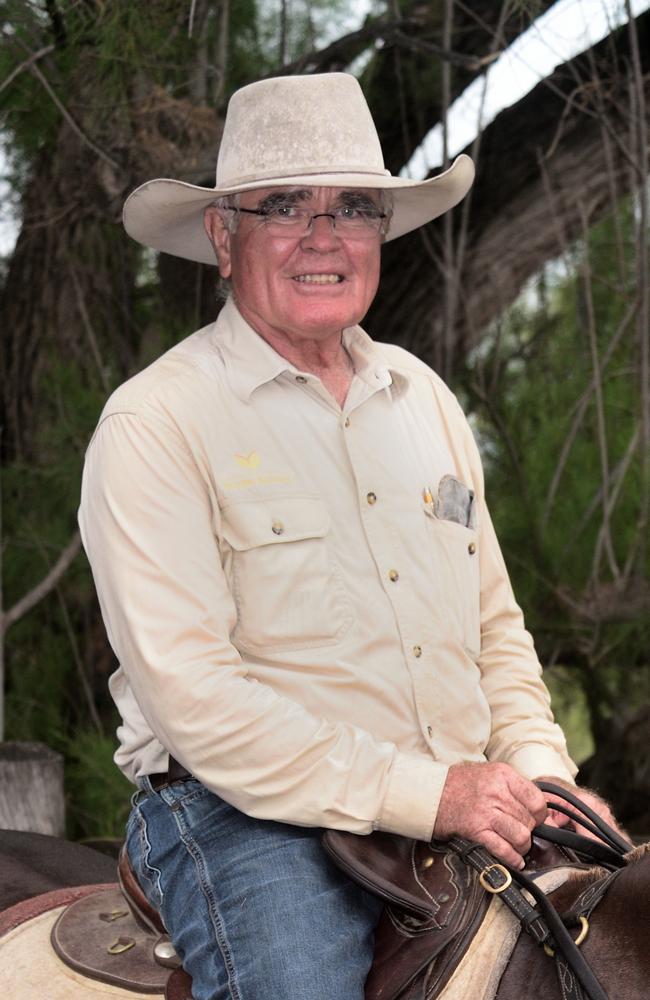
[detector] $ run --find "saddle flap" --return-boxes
[324,830,445,919]
[165,967,194,1000]
[364,850,489,1000]
[323,830,492,1000]
[50,886,170,993]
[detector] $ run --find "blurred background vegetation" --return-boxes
[0,0,648,841]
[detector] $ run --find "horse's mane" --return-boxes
[555,841,650,902]
[624,841,650,864]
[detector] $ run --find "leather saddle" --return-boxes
[49,832,577,1000]
[50,846,194,999]
[322,828,580,1000]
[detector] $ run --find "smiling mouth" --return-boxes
[292,274,344,284]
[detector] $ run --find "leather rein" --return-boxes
[448,782,633,1000]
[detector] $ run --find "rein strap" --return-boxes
[449,783,632,1000]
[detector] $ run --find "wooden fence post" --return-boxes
[0,741,65,836]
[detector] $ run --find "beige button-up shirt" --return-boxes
[79,298,576,842]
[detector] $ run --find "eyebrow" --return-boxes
[255,189,312,212]
[336,190,382,212]
[254,189,381,213]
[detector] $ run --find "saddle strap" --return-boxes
[448,838,552,947]
[448,837,612,1000]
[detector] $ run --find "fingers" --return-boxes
[510,772,547,827]
[480,829,528,870]
[545,807,571,828]
[484,811,536,868]
[434,762,549,869]
[535,776,628,843]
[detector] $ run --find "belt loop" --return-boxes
[139,775,157,795]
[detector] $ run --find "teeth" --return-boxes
[293,274,342,284]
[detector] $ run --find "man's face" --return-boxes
[204,186,383,348]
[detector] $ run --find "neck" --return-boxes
[236,301,355,407]
[270,334,354,409]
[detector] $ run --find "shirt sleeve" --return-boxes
[79,408,446,841]
[459,413,577,784]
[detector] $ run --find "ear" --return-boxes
[204,207,232,278]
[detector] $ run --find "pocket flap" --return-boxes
[221,496,330,551]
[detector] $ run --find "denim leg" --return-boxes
[126,778,383,1000]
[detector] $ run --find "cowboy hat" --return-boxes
[123,73,474,265]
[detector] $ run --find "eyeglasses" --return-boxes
[223,204,387,239]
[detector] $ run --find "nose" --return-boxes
[301,213,341,250]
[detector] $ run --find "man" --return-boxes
[79,74,619,1000]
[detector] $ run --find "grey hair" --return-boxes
[377,190,394,214]
[376,190,394,239]
[205,195,241,301]
[209,193,241,233]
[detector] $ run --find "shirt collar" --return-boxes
[213,296,409,402]
[215,298,295,401]
[342,324,408,399]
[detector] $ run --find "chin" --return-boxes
[294,302,366,335]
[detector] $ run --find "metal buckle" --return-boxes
[478,863,513,893]
[107,936,136,955]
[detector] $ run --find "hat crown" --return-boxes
[216,73,388,189]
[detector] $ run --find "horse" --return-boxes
[1,826,649,999]
[497,842,650,999]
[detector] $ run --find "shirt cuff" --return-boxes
[507,744,578,785]
[376,753,450,841]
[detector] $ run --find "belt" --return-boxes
[148,755,193,791]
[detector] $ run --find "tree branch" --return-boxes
[2,531,82,633]
[272,18,491,77]
[26,54,121,171]
[0,41,55,98]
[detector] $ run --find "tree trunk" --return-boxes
[0,741,65,836]
[367,10,650,372]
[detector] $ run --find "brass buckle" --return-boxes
[478,863,513,894]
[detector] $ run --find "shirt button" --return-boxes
[366,492,377,505]
[388,569,399,582]
[427,726,433,737]
[468,542,476,555]
[271,521,284,535]
[295,375,307,384]
[412,645,422,658]
[344,417,350,428]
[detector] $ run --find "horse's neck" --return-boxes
[498,850,650,999]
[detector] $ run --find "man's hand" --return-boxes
[535,776,628,843]
[433,762,547,869]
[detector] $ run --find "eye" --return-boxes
[269,204,301,219]
[336,206,362,220]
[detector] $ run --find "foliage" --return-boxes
[65,729,133,839]
[459,203,650,762]
[0,0,383,841]
[0,0,648,837]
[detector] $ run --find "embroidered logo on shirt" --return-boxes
[235,452,261,469]
[223,451,293,490]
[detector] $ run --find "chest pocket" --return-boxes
[220,496,353,653]
[423,508,481,659]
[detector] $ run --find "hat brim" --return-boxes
[122,154,474,265]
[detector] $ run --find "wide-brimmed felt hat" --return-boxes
[123,73,475,265]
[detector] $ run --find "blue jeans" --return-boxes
[126,777,383,1000]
